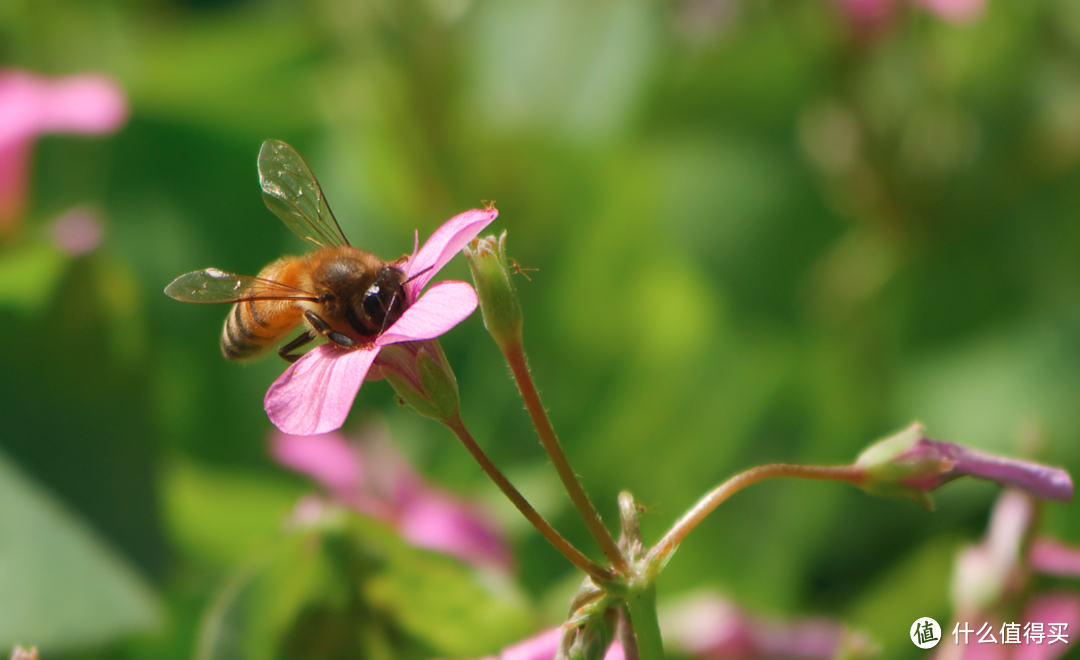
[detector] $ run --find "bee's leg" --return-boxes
[278,330,316,363]
[304,310,356,348]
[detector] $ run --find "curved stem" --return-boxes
[502,346,630,576]
[444,415,616,584]
[646,463,863,573]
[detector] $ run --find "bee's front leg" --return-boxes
[278,330,316,363]
[304,310,356,348]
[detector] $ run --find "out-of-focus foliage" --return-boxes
[2,0,1080,658]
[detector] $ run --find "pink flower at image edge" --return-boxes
[0,70,127,230]
[265,207,498,435]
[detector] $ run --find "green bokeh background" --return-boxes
[2,0,1080,658]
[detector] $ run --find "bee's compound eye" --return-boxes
[362,284,384,319]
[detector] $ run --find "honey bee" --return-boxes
[165,140,410,362]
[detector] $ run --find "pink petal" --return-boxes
[1015,592,1080,660]
[404,207,498,296]
[500,629,563,660]
[270,431,361,496]
[0,72,46,146]
[0,71,127,147]
[265,345,379,435]
[397,487,514,572]
[0,139,31,229]
[912,0,986,23]
[1030,538,1080,578]
[36,74,128,135]
[446,627,624,660]
[376,280,478,346]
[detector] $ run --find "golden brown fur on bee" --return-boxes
[220,246,394,360]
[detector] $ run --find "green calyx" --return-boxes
[464,232,524,352]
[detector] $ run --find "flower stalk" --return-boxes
[646,464,864,575]
[466,233,629,576]
[443,413,616,585]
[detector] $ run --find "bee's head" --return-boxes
[356,266,408,336]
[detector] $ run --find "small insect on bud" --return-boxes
[464,232,524,353]
[377,339,461,424]
[854,422,1074,509]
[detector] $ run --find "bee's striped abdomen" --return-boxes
[220,259,307,360]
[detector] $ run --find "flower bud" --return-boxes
[855,423,1074,509]
[464,232,524,352]
[558,606,618,660]
[376,339,460,424]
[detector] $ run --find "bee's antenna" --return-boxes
[379,288,402,335]
[403,266,433,286]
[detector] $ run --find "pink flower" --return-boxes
[0,70,127,231]
[1029,538,1080,578]
[264,207,497,435]
[48,207,105,256]
[832,0,985,35]
[271,424,514,572]
[939,491,1080,660]
[662,592,875,660]
[447,627,626,660]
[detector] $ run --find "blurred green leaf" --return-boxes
[0,242,67,315]
[162,459,305,568]
[0,451,162,652]
[198,508,534,660]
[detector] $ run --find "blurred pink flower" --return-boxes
[48,207,105,256]
[449,627,626,660]
[833,0,985,34]
[1016,593,1080,660]
[1029,538,1080,578]
[265,207,497,435]
[0,70,127,231]
[910,0,985,23]
[662,592,875,660]
[940,491,1080,660]
[271,424,514,572]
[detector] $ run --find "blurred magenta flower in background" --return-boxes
[458,592,871,660]
[940,490,1080,660]
[0,70,127,233]
[47,207,105,256]
[834,0,984,34]
[662,592,875,660]
[265,207,497,435]
[453,627,626,660]
[271,423,514,572]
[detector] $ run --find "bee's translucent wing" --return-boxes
[257,140,350,248]
[165,268,320,304]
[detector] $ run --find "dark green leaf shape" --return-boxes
[0,451,162,652]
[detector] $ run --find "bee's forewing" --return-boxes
[164,268,318,304]
[257,140,350,249]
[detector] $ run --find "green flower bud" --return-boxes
[464,232,524,352]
